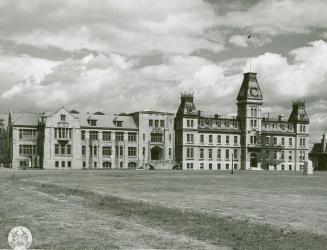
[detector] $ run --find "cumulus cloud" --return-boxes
[217,0,327,36]
[0,0,224,56]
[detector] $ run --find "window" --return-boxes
[274,137,277,145]
[234,164,238,169]
[88,119,97,126]
[128,147,137,157]
[187,120,190,127]
[103,162,112,168]
[187,134,194,143]
[233,149,237,159]
[119,146,123,156]
[281,151,284,160]
[60,115,66,121]
[209,163,212,170]
[200,163,204,169]
[55,144,59,155]
[288,151,292,161]
[83,162,86,168]
[128,132,137,142]
[209,135,213,144]
[93,146,97,156]
[149,120,153,126]
[200,134,204,143]
[187,148,194,159]
[187,163,194,169]
[200,148,204,159]
[217,135,221,144]
[19,145,37,155]
[169,148,172,157]
[82,146,86,155]
[217,163,221,169]
[226,136,230,144]
[274,151,277,160]
[234,136,238,145]
[225,149,229,159]
[142,147,145,156]
[217,149,221,159]
[208,149,212,159]
[67,145,71,155]
[289,138,293,146]
[226,164,229,170]
[143,133,146,141]
[55,161,59,168]
[191,120,194,127]
[281,164,284,171]
[160,120,164,127]
[67,161,71,168]
[128,162,137,169]
[94,162,97,168]
[102,131,111,141]
[90,131,98,140]
[120,162,123,168]
[155,120,159,127]
[61,161,65,168]
[102,146,112,156]
[289,165,292,171]
[55,128,72,139]
[19,129,37,140]
[151,133,162,142]
[116,132,124,141]
[169,134,172,142]
[81,130,85,140]
[281,137,285,146]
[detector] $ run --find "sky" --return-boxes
[0,0,327,143]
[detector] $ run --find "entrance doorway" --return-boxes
[250,153,258,167]
[151,146,163,160]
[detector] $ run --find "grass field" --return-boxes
[0,169,327,249]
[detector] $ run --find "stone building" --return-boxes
[309,134,327,170]
[175,72,310,171]
[8,108,175,169]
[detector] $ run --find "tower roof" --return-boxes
[176,92,197,117]
[288,100,309,123]
[237,72,263,102]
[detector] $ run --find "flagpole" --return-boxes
[248,34,252,72]
[250,57,252,72]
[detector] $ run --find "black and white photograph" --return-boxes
[0,0,327,249]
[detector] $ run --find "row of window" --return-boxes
[186,148,238,160]
[55,144,71,155]
[82,145,137,157]
[82,161,137,169]
[54,128,72,139]
[19,129,37,140]
[251,136,306,147]
[55,161,72,168]
[149,119,165,128]
[186,162,238,170]
[263,123,294,131]
[273,164,304,171]
[19,145,37,155]
[264,150,306,161]
[187,134,239,145]
[81,131,137,142]
[199,120,238,129]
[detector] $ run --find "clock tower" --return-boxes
[237,72,263,170]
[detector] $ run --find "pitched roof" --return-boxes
[77,113,137,129]
[11,113,42,127]
[237,72,263,102]
[310,143,327,154]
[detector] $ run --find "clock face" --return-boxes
[250,87,258,97]
[300,113,305,120]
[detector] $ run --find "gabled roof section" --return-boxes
[11,112,43,127]
[288,101,309,123]
[237,72,263,102]
[79,113,137,129]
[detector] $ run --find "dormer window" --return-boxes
[88,119,97,126]
[114,121,123,127]
[60,115,66,121]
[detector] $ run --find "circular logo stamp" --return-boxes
[8,226,32,250]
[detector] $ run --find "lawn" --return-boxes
[0,169,327,249]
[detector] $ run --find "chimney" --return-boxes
[278,114,285,121]
[322,134,326,152]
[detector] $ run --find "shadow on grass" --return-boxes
[23,180,327,250]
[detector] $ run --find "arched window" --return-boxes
[128,162,137,169]
[103,161,112,168]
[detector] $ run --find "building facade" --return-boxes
[175,72,310,171]
[309,134,327,170]
[8,72,310,171]
[8,108,175,169]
